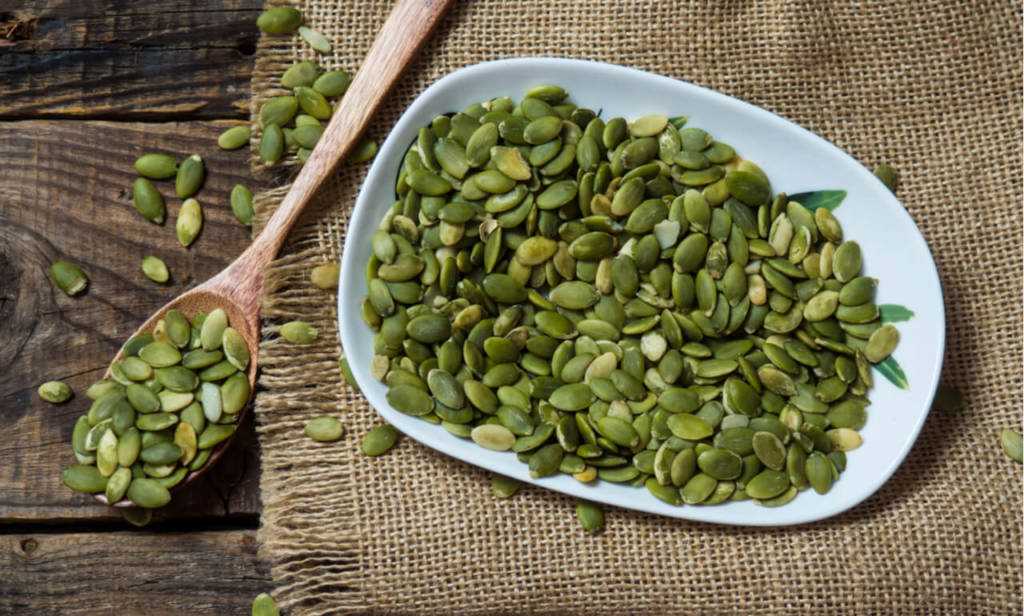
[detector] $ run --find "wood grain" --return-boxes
[0,119,261,521]
[0,530,269,614]
[0,0,262,120]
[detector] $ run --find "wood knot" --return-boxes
[19,538,38,555]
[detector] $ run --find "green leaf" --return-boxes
[879,304,915,323]
[874,357,909,390]
[787,190,847,212]
[669,116,688,129]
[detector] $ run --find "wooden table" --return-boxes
[0,1,274,612]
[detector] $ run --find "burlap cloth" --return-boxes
[248,1,1023,613]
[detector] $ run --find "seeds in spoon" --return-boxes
[63,309,251,512]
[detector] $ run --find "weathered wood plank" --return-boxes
[0,119,263,521]
[0,530,269,614]
[0,0,262,119]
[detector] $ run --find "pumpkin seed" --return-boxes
[471,424,516,451]
[873,163,899,192]
[38,380,72,404]
[174,154,204,199]
[49,259,89,296]
[218,125,251,150]
[134,153,177,179]
[305,416,345,442]
[175,198,203,247]
[260,124,285,163]
[230,184,255,226]
[362,424,400,456]
[132,178,166,224]
[62,464,107,494]
[140,256,170,284]
[805,452,834,494]
[256,7,301,34]
[298,25,331,53]
[126,478,172,508]
[491,475,521,498]
[999,429,1023,463]
[575,500,605,533]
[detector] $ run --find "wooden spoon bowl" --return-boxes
[92,0,455,506]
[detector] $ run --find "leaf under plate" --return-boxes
[875,356,909,390]
[787,190,847,212]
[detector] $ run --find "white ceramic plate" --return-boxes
[339,58,944,526]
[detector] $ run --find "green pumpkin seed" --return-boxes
[471,424,516,451]
[827,428,863,452]
[298,25,331,53]
[999,429,1023,464]
[313,69,351,97]
[744,469,789,499]
[805,452,834,494]
[864,324,900,363]
[198,423,235,449]
[489,474,525,499]
[575,501,605,533]
[873,163,899,192]
[133,152,178,179]
[752,431,787,471]
[140,256,170,284]
[62,464,108,494]
[220,373,250,415]
[260,124,285,164]
[681,473,718,504]
[49,259,89,296]
[305,417,345,442]
[257,7,301,33]
[38,380,72,404]
[132,178,166,224]
[217,125,251,150]
[174,154,204,199]
[221,327,250,371]
[228,184,255,226]
[126,478,172,508]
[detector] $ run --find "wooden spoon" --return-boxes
[96,0,455,506]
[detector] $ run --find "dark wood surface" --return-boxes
[0,0,272,612]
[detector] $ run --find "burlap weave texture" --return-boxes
[251,1,1023,613]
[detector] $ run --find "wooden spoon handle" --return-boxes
[209,0,454,307]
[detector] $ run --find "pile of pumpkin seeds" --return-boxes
[361,85,903,508]
[256,59,376,166]
[254,7,378,167]
[61,308,251,512]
